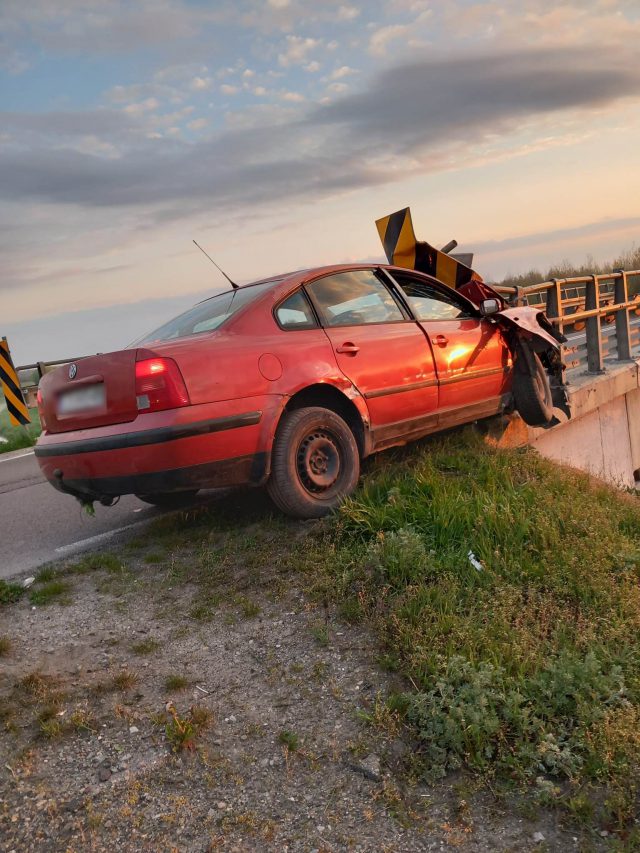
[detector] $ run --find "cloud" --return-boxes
[337,5,360,21]
[474,216,640,257]
[189,76,212,91]
[0,0,222,55]
[187,117,209,131]
[315,48,640,149]
[123,97,160,115]
[368,24,409,56]
[1,46,639,223]
[278,35,320,67]
[327,65,358,81]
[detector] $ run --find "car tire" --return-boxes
[512,346,554,427]
[135,490,199,508]
[267,406,360,519]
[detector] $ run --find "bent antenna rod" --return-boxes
[193,240,238,289]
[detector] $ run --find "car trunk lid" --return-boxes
[39,350,140,434]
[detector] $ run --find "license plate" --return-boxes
[58,384,106,415]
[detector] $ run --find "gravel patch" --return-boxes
[0,537,601,852]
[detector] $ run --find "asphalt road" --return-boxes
[1,450,165,580]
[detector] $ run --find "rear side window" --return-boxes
[275,290,318,330]
[395,277,471,321]
[307,270,404,327]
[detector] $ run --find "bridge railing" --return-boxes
[494,269,640,376]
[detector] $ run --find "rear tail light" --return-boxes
[135,357,190,413]
[37,388,48,431]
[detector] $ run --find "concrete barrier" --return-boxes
[488,360,640,489]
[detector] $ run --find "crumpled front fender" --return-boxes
[495,306,565,351]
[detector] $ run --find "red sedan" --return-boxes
[35,264,564,518]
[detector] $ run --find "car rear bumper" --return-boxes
[46,453,268,500]
[35,396,283,499]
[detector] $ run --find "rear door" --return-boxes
[390,273,512,410]
[305,269,438,427]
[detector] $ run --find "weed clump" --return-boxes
[164,674,190,692]
[111,670,139,692]
[164,702,212,751]
[70,553,124,574]
[0,580,23,605]
[130,638,160,655]
[30,580,71,606]
[278,730,299,752]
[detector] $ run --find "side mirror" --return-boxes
[480,298,500,317]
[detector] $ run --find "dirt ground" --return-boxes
[0,510,607,852]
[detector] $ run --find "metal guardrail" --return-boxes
[16,357,87,390]
[494,269,640,376]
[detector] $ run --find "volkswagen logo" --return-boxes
[68,363,78,379]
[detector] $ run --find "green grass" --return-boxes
[278,729,300,752]
[0,406,41,454]
[130,638,160,655]
[0,580,23,605]
[111,669,139,692]
[68,552,124,574]
[164,704,212,752]
[164,674,190,692]
[29,580,71,606]
[317,429,640,827]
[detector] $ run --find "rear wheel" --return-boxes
[267,406,360,519]
[136,490,199,508]
[512,346,554,427]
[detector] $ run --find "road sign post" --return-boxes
[0,337,31,426]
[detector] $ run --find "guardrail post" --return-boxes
[585,274,604,374]
[613,269,632,360]
[545,278,563,331]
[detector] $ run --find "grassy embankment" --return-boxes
[0,405,41,453]
[316,431,640,836]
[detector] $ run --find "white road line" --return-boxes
[54,518,151,557]
[0,449,35,465]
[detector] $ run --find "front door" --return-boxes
[305,269,438,428]
[390,273,512,411]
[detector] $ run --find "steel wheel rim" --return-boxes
[296,429,341,494]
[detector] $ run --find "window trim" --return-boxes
[303,268,411,330]
[272,286,320,332]
[383,268,481,322]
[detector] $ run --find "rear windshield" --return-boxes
[132,283,274,345]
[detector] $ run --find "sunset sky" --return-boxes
[2,0,640,364]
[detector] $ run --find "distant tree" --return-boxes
[498,244,639,287]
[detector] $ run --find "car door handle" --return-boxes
[431,335,448,346]
[336,342,360,355]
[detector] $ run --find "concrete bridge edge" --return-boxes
[485,360,640,490]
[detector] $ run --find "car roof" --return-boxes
[198,262,453,305]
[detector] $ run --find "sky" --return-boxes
[2,0,640,364]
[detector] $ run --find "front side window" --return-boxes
[395,277,471,321]
[306,270,404,327]
[275,289,317,330]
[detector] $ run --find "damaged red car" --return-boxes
[35,263,566,518]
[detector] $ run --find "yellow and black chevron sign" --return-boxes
[376,207,480,290]
[0,337,31,426]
